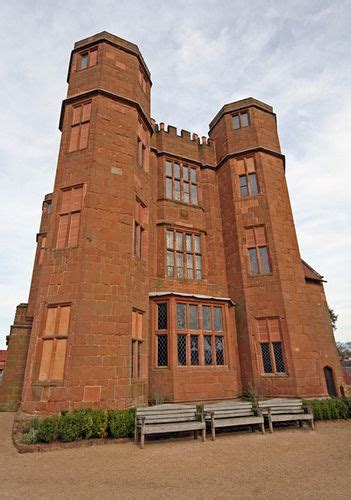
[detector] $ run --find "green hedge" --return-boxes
[22,408,135,444]
[303,398,351,420]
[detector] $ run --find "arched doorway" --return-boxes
[324,366,337,396]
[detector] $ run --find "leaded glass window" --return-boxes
[178,335,187,365]
[166,229,202,280]
[157,335,168,367]
[176,303,186,330]
[164,159,198,205]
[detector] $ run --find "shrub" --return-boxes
[36,415,59,443]
[304,398,350,420]
[21,427,39,445]
[58,411,84,442]
[108,408,135,438]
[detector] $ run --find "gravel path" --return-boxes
[0,412,350,499]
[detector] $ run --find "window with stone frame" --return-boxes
[165,159,198,205]
[131,310,143,380]
[176,303,225,367]
[256,318,286,374]
[37,233,47,265]
[245,225,271,275]
[134,198,147,259]
[78,48,98,70]
[69,101,91,152]
[38,304,71,382]
[232,111,249,129]
[156,302,168,367]
[166,229,202,280]
[136,120,148,171]
[236,156,259,197]
[56,185,84,249]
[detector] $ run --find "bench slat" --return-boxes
[142,421,205,435]
[213,416,263,428]
[139,416,198,424]
[205,411,254,419]
[271,414,313,423]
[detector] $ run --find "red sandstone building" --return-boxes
[0,32,343,414]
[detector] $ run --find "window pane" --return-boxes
[157,303,168,330]
[187,254,193,269]
[259,246,271,273]
[204,335,213,365]
[194,235,201,254]
[186,234,192,252]
[183,191,190,204]
[189,305,199,330]
[249,173,259,195]
[195,255,202,271]
[81,53,89,69]
[166,161,172,177]
[166,178,172,199]
[233,114,240,129]
[177,335,187,365]
[176,232,183,250]
[215,337,224,365]
[176,252,184,278]
[174,163,180,179]
[131,340,135,379]
[157,335,168,366]
[188,269,194,279]
[191,185,198,205]
[190,335,199,365]
[248,248,259,274]
[190,169,196,183]
[176,304,186,330]
[213,307,223,331]
[273,342,285,373]
[239,175,249,197]
[166,230,174,249]
[241,112,249,127]
[261,343,272,373]
[167,251,174,276]
[202,306,211,330]
[183,165,189,181]
[174,180,181,200]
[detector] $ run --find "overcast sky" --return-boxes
[0,0,350,348]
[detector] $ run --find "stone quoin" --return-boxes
[0,32,343,414]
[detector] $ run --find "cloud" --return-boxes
[0,0,350,346]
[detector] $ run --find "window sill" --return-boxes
[249,272,273,278]
[32,381,64,387]
[261,373,288,378]
[240,193,263,201]
[157,197,204,211]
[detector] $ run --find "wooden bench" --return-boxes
[135,404,206,448]
[203,401,265,440]
[258,398,315,433]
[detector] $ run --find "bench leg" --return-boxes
[299,420,303,428]
[268,416,273,434]
[194,430,198,440]
[140,431,145,449]
[310,419,315,431]
[202,427,206,442]
[134,426,138,444]
[261,422,265,435]
[251,425,255,433]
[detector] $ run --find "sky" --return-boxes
[0,0,350,348]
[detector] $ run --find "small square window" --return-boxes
[81,53,89,70]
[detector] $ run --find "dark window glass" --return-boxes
[190,335,199,365]
[204,335,213,365]
[239,175,249,197]
[248,248,259,274]
[137,341,142,378]
[176,304,186,330]
[248,173,259,195]
[215,336,224,365]
[259,246,271,273]
[157,303,168,330]
[81,53,89,69]
[166,161,172,177]
[189,305,199,330]
[233,115,240,129]
[131,340,135,379]
[177,335,187,365]
[261,343,272,373]
[46,201,52,214]
[241,112,249,127]
[213,307,223,331]
[191,184,198,205]
[157,335,168,366]
[202,306,211,330]
[273,342,285,372]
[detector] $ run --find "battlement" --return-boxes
[152,119,213,147]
